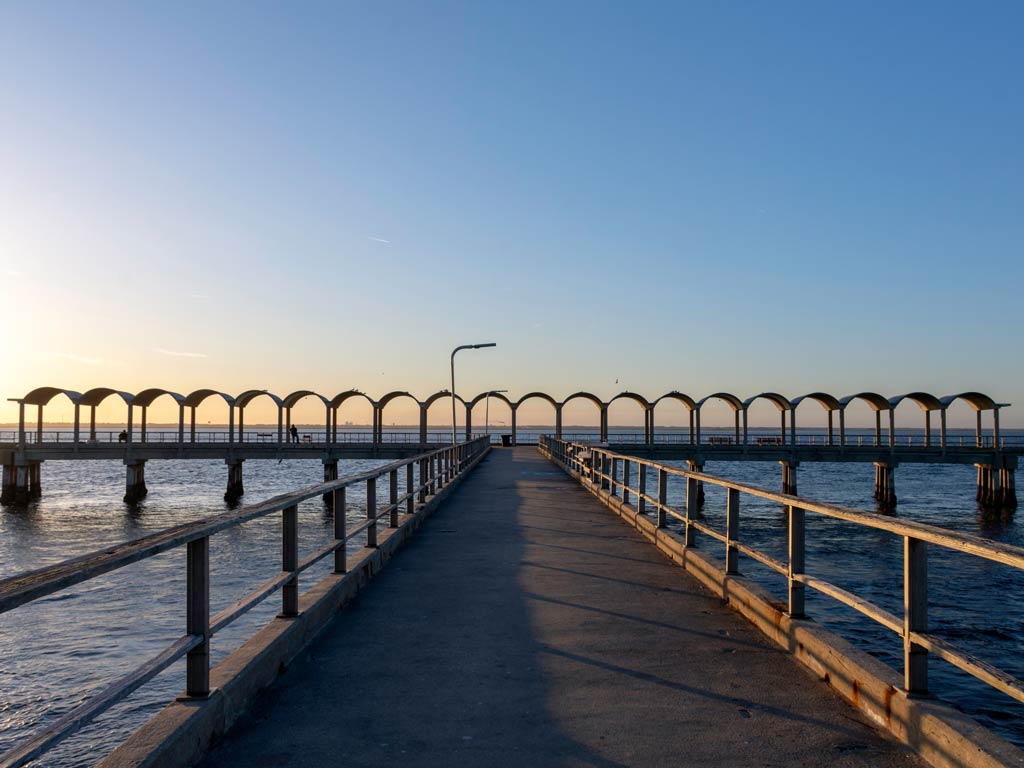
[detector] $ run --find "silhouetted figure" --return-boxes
[290,425,299,444]
[118,430,128,443]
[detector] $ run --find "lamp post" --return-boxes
[450,343,496,446]
[484,390,508,438]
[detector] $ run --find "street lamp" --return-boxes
[450,343,496,446]
[484,390,508,437]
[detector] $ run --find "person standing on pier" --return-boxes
[289,424,299,443]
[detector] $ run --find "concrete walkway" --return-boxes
[200,448,920,768]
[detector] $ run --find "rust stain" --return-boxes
[883,685,895,724]
[851,680,860,708]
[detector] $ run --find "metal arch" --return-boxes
[329,390,378,409]
[17,387,83,406]
[281,390,331,409]
[422,390,468,409]
[695,392,744,411]
[741,392,791,412]
[790,392,841,411]
[132,388,187,408]
[560,391,605,410]
[182,389,236,408]
[650,391,697,410]
[378,391,422,409]
[888,392,943,412]
[79,388,135,407]
[938,392,1000,411]
[838,392,891,412]
[235,390,285,409]
[606,391,652,409]
[514,391,559,411]
[468,391,514,409]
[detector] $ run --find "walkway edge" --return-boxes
[98,446,491,768]
[543,447,1024,768]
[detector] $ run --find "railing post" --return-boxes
[419,458,427,502]
[185,536,210,697]
[406,461,415,514]
[904,536,928,694]
[389,468,399,527]
[637,463,647,514]
[725,488,739,574]
[333,487,347,574]
[788,505,805,617]
[610,457,618,497]
[366,478,377,548]
[684,477,697,546]
[280,504,299,617]
[622,460,631,504]
[657,468,667,528]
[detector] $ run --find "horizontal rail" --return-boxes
[540,436,1024,716]
[0,436,489,768]
[0,634,201,768]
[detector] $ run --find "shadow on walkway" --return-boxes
[199,448,919,767]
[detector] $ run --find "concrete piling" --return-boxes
[124,460,148,504]
[0,463,14,505]
[781,461,798,496]
[873,462,897,510]
[225,460,245,504]
[322,459,338,506]
[687,460,705,507]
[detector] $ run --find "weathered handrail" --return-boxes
[539,436,1024,711]
[0,437,489,768]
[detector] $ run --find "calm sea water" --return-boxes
[1,428,1022,765]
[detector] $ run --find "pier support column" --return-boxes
[0,464,15,505]
[124,460,148,504]
[873,461,897,510]
[781,461,799,496]
[29,461,42,500]
[322,459,338,506]
[225,459,245,504]
[687,460,705,508]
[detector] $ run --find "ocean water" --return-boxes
[0,429,1022,765]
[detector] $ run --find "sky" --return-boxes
[1,1,1021,429]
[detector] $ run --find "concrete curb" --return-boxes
[547,450,1024,768]
[99,446,491,768]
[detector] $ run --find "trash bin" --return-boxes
[501,434,513,447]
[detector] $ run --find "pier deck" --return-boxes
[197,448,918,767]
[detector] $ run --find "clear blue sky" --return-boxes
[1,1,1021,427]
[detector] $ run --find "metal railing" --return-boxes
[540,436,1024,710]
[3,429,1019,449]
[0,437,489,768]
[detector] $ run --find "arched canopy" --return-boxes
[469,391,514,409]
[183,389,235,408]
[696,392,743,411]
[790,392,841,411]
[79,388,134,407]
[235,389,285,409]
[561,391,605,410]
[741,392,791,412]
[378,390,421,409]
[19,387,83,406]
[607,391,651,409]
[839,392,890,412]
[651,391,697,410]
[889,392,943,412]
[330,390,377,409]
[422,390,468,409]
[939,392,1000,411]
[282,390,330,409]
[133,388,186,408]
[515,391,558,410]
